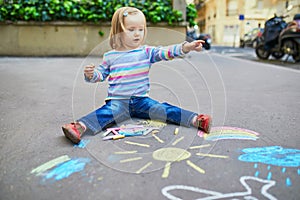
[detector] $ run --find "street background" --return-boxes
[0,47,299,200]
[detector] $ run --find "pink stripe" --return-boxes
[109,71,148,81]
[210,126,260,135]
[167,50,171,59]
[110,60,149,70]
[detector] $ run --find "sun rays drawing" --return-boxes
[112,137,229,178]
[102,124,261,178]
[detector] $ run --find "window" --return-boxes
[257,0,263,10]
[226,0,238,16]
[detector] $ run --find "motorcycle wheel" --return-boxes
[293,54,300,62]
[292,45,300,62]
[204,43,211,50]
[252,40,257,48]
[271,51,285,59]
[255,44,270,60]
[283,40,300,62]
[240,40,245,48]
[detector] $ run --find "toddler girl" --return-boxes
[62,7,211,144]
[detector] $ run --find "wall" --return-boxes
[195,0,286,46]
[0,22,186,56]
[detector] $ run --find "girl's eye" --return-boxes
[128,29,134,32]
[139,29,144,31]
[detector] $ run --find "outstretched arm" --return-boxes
[182,40,205,53]
[147,40,205,63]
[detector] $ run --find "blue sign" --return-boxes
[239,14,244,20]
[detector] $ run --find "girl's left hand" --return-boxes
[182,40,205,53]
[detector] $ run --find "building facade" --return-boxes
[195,0,300,46]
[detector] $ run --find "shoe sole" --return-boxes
[199,116,212,134]
[62,126,81,144]
[206,117,212,134]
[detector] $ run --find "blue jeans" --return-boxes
[79,97,197,134]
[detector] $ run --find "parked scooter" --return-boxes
[186,29,211,50]
[255,14,300,62]
[198,33,211,50]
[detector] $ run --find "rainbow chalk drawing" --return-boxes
[31,155,90,181]
[161,176,277,200]
[239,146,300,187]
[198,126,259,141]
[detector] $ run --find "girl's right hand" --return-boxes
[84,64,95,80]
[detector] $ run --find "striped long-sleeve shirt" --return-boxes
[88,44,185,100]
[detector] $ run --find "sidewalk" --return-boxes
[210,45,300,70]
[0,54,299,200]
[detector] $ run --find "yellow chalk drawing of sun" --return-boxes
[114,134,228,179]
[152,147,201,178]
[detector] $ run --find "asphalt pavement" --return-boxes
[0,49,299,200]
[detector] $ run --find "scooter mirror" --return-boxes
[287,5,293,11]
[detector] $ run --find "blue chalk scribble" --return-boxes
[286,177,292,186]
[267,172,272,180]
[44,158,90,181]
[74,139,90,148]
[238,146,300,167]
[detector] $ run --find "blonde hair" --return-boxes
[109,7,147,49]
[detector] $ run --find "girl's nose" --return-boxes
[134,30,140,36]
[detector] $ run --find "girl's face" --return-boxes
[121,12,145,50]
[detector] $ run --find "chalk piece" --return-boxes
[174,128,179,135]
[102,135,115,141]
[111,129,119,135]
[151,130,159,134]
[102,130,111,137]
[113,135,125,140]
[143,128,155,135]
[102,135,125,141]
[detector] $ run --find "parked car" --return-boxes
[240,28,264,48]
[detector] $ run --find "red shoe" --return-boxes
[194,114,212,133]
[62,122,85,144]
